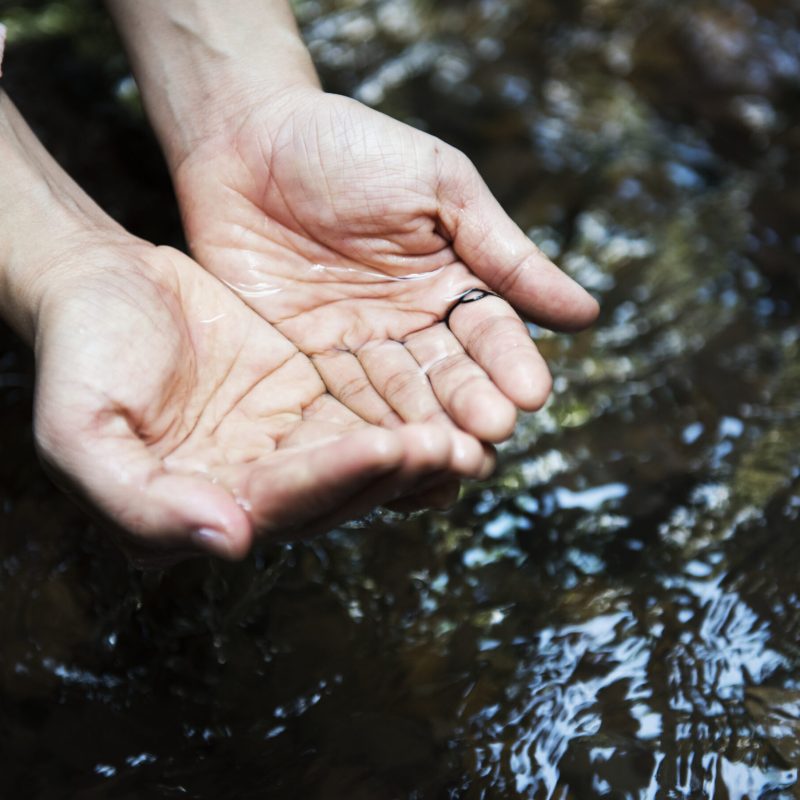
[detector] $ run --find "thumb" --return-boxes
[35,414,252,562]
[437,150,600,331]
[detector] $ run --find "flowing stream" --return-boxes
[1,0,800,796]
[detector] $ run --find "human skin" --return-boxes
[0,90,493,566]
[106,0,599,445]
[0,23,6,77]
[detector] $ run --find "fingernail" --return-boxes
[191,527,234,559]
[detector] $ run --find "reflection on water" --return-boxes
[1,0,800,796]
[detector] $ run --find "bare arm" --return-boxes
[0,90,117,341]
[104,0,320,170]
[0,88,486,564]
[105,1,599,442]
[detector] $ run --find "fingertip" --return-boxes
[559,290,601,332]
[585,293,601,324]
[493,248,601,333]
[534,260,602,331]
[210,502,253,560]
[450,430,495,478]
[148,472,253,560]
[358,426,405,466]
[399,423,453,472]
[511,365,553,413]
[191,527,243,560]
[444,372,517,443]
[471,414,516,444]
[460,390,517,443]
[476,443,497,480]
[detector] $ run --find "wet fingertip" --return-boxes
[586,292,601,321]
[451,382,516,443]
[475,399,517,443]
[506,365,553,412]
[403,423,453,467]
[477,445,498,480]
[191,527,241,560]
[450,430,489,477]
[517,383,552,413]
[146,473,253,559]
[557,290,602,332]
[191,505,253,561]
[362,427,405,465]
[572,291,601,329]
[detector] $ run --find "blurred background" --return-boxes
[1,0,800,796]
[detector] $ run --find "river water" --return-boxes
[1,0,800,797]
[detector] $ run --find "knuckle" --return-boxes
[496,256,530,298]
[465,314,520,354]
[427,352,470,381]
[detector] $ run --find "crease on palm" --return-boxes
[41,246,484,558]
[180,121,522,440]
[59,257,343,467]
[197,204,458,343]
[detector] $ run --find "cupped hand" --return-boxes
[175,88,599,445]
[31,236,492,565]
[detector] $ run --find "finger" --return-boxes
[437,155,600,330]
[311,349,403,428]
[445,294,553,412]
[450,429,497,479]
[357,339,452,427]
[38,417,253,561]
[278,424,459,538]
[237,425,412,533]
[404,323,517,442]
[303,425,492,533]
[300,385,496,481]
[356,339,497,476]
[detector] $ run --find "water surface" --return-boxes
[1,0,800,796]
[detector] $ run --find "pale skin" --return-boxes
[0,93,492,566]
[0,2,597,564]
[106,0,599,444]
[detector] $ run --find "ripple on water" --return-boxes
[1,0,800,796]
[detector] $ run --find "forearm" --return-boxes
[0,91,114,342]
[105,0,320,171]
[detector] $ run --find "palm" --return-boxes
[176,89,598,444]
[33,242,487,562]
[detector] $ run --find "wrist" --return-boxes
[106,0,321,172]
[0,92,120,342]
